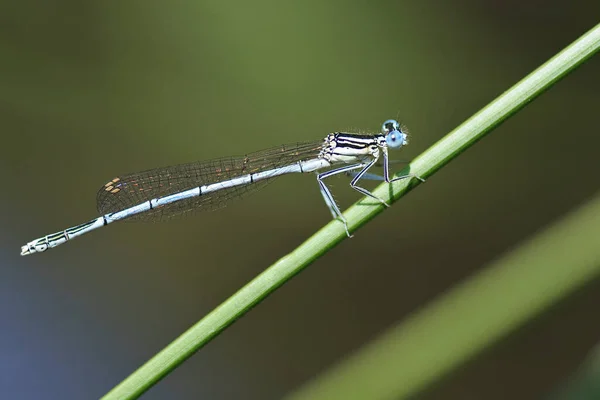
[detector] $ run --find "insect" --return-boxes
[21,119,421,255]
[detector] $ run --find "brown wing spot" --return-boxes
[110,188,121,194]
[105,185,114,191]
[104,177,121,188]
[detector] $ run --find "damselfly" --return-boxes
[21,119,421,256]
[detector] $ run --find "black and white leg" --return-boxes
[346,149,425,183]
[383,147,425,183]
[348,158,391,207]
[317,163,366,236]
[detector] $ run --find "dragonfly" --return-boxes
[20,119,421,256]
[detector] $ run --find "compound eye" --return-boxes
[385,131,402,149]
[382,119,400,135]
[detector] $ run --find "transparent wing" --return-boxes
[96,141,324,222]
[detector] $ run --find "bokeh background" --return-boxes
[2,1,599,399]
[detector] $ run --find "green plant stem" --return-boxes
[287,192,600,400]
[102,23,600,400]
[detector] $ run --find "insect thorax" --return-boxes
[319,133,383,164]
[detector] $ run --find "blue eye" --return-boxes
[382,119,400,134]
[386,131,405,149]
[382,119,408,149]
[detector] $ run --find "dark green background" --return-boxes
[2,1,599,399]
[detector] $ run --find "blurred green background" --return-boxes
[2,1,599,399]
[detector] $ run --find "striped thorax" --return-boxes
[320,133,386,164]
